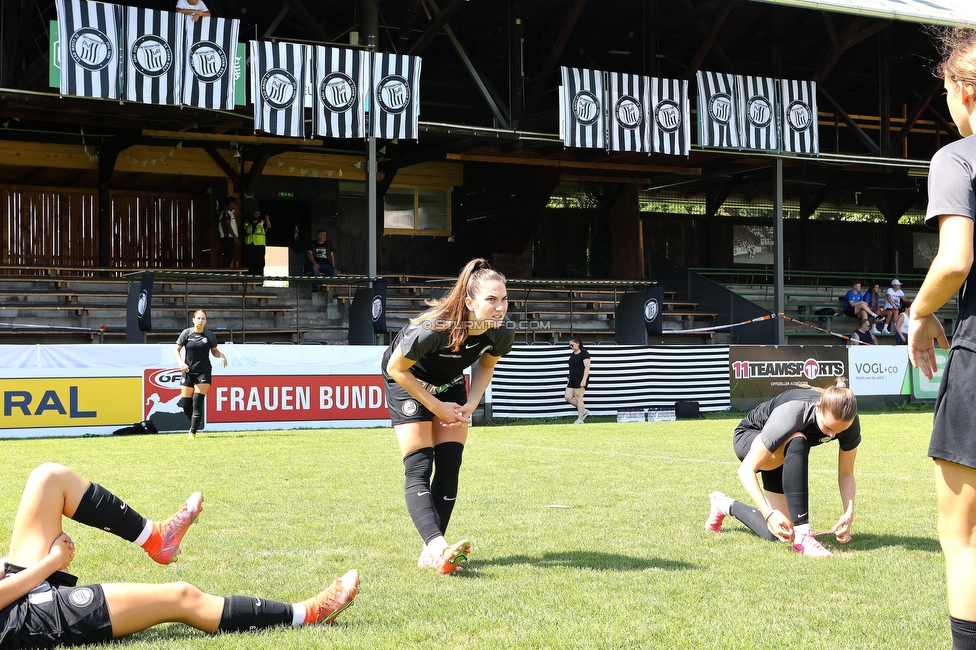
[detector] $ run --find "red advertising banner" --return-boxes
[211,374,387,422]
[143,369,388,426]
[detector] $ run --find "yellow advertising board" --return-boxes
[0,378,142,429]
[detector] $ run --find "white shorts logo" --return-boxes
[69,587,95,608]
[402,400,419,416]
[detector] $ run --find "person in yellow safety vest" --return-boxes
[243,209,271,276]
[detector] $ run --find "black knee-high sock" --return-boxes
[729,501,779,542]
[70,483,147,542]
[952,616,976,650]
[179,397,193,419]
[217,596,293,632]
[190,393,205,432]
[783,436,811,526]
[403,448,442,543]
[430,442,464,536]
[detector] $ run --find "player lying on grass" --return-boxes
[705,378,860,557]
[0,463,358,648]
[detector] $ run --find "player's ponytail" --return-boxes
[412,258,506,351]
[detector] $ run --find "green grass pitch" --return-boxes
[0,412,946,649]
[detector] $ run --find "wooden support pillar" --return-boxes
[610,184,644,279]
[97,144,121,269]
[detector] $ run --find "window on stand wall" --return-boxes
[383,187,451,236]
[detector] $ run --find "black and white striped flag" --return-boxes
[560,66,606,149]
[181,15,238,110]
[607,72,650,153]
[781,79,819,154]
[696,71,739,149]
[55,0,122,99]
[313,46,367,139]
[650,77,690,156]
[737,75,779,151]
[123,7,182,105]
[251,41,307,138]
[370,53,422,140]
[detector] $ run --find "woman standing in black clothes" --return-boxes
[173,309,227,440]
[564,334,591,424]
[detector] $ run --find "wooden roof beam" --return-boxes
[685,2,735,78]
[519,0,586,125]
[408,0,465,56]
[816,18,891,84]
[889,79,942,152]
[446,152,701,175]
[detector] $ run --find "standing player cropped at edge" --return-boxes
[705,378,860,558]
[0,463,358,649]
[908,28,976,650]
[382,258,514,574]
[173,309,227,440]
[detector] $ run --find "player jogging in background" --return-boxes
[705,378,860,557]
[382,258,514,575]
[173,309,227,440]
[908,29,976,650]
[0,463,358,648]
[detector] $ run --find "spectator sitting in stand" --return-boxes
[894,301,912,345]
[879,279,906,334]
[175,0,210,21]
[864,283,885,335]
[851,319,877,345]
[842,282,880,322]
[306,230,339,292]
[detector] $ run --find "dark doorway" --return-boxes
[258,199,312,276]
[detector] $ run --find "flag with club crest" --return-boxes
[737,75,779,151]
[370,53,422,140]
[696,70,739,149]
[781,79,819,154]
[55,0,122,99]
[251,40,307,138]
[313,46,368,139]
[650,77,690,156]
[560,66,606,150]
[181,15,238,110]
[607,72,650,153]
[123,6,182,105]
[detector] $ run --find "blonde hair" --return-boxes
[411,258,506,352]
[798,377,857,422]
[937,28,976,84]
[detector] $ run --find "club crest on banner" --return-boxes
[747,95,773,128]
[137,290,149,318]
[655,100,681,133]
[320,72,357,112]
[574,90,601,125]
[708,93,733,125]
[131,35,172,77]
[377,75,411,114]
[644,298,660,323]
[188,40,226,83]
[786,100,813,131]
[261,68,298,110]
[615,95,642,129]
[70,28,114,71]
